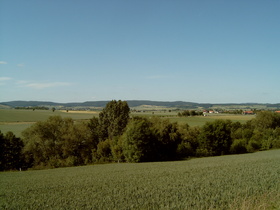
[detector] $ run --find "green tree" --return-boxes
[0,131,5,170]
[150,117,181,160]
[230,139,247,154]
[22,116,95,168]
[182,110,190,117]
[190,110,196,116]
[0,131,24,171]
[60,121,93,165]
[253,111,280,130]
[99,100,130,140]
[199,120,233,156]
[96,139,112,162]
[111,136,124,163]
[22,116,66,167]
[87,117,101,160]
[246,112,280,152]
[177,124,201,158]
[122,118,156,162]
[88,117,100,146]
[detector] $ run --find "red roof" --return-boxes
[243,111,254,114]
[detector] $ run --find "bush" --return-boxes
[177,142,193,158]
[195,148,212,157]
[230,139,247,154]
[199,120,233,156]
[111,137,125,163]
[253,111,280,130]
[97,139,112,161]
[122,118,157,162]
[150,117,181,160]
[0,131,24,171]
[177,125,200,158]
[247,140,261,153]
[22,116,96,168]
[271,139,280,149]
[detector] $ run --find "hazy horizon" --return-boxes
[1,99,278,105]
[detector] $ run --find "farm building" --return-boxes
[203,110,218,114]
[243,111,254,115]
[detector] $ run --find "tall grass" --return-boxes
[1,149,279,209]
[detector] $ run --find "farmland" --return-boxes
[0,109,254,137]
[0,109,99,137]
[1,149,280,209]
[0,109,99,122]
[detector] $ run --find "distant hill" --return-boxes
[0,101,60,107]
[0,100,198,109]
[1,100,280,110]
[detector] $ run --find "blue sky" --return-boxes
[1,0,279,103]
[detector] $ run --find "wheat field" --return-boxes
[1,149,279,209]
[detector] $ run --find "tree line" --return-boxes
[1,100,280,171]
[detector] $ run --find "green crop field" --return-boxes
[0,122,34,137]
[1,149,279,209]
[0,109,99,122]
[131,111,255,127]
[0,109,99,137]
[169,114,255,127]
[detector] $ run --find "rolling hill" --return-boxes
[0,100,280,110]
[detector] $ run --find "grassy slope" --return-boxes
[1,150,280,209]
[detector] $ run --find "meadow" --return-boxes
[0,109,99,122]
[0,109,99,136]
[1,149,279,209]
[169,114,254,127]
[0,109,254,137]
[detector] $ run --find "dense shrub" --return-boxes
[247,140,261,153]
[150,117,181,160]
[121,118,157,162]
[110,136,125,162]
[177,125,200,158]
[230,139,247,154]
[97,139,112,162]
[0,131,24,171]
[22,116,95,168]
[198,120,233,156]
[252,111,280,130]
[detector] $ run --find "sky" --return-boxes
[0,0,280,103]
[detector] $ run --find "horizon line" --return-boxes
[0,100,279,105]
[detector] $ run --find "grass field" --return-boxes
[131,111,255,127]
[1,149,279,209]
[0,109,255,137]
[0,109,99,136]
[0,109,99,122]
[169,114,255,127]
